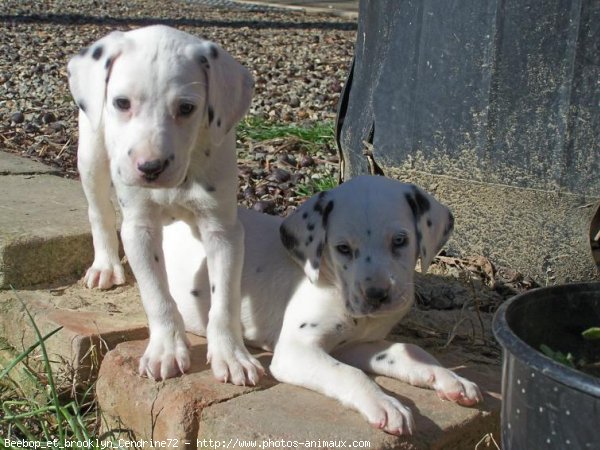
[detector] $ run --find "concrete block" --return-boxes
[0,171,94,288]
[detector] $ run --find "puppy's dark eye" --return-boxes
[336,244,352,256]
[392,234,408,249]
[178,102,196,117]
[113,97,131,111]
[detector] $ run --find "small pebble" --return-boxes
[252,200,276,214]
[42,112,56,124]
[270,168,291,183]
[10,111,25,124]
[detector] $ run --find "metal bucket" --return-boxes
[493,283,600,449]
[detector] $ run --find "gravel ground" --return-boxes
[0,0,356,213]
[0,0,535,305]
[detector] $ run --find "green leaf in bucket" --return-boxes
[582,327,600,340]
[540,344,576,368]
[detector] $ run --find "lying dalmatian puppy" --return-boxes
[163,175,482,435]
[67,25,262,384]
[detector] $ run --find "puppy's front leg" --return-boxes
[270,343,414,435]
[332,341,483,406]
[77,113,124,289]
[120,205,190,380]
[199,217,263,386]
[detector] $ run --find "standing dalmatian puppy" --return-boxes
[164,176,482,435]
[67,25,263,384]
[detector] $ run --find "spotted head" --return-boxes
[67,25,254,188]
[279,175,454,317]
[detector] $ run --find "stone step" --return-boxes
[0,151,94,289]
[0,282,147,391]
[98,338,501,449]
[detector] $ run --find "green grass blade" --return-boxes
[0,327,63,379]
[10,287,65,439]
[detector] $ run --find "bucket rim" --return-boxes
[493,282,600,398]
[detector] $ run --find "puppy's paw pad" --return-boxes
[364,394,414,436]
[434,372,483,406]
[207,342,264,386]
[139,332,191,381]
[84,262,126,289]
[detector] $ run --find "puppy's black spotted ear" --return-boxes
[67,31,127,130]
[404,184,454,272]
[192,41,254,145]
[280,191,335,284]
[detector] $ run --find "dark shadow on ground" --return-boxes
[0,13,357,31]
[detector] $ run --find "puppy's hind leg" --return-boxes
[332,341,483,406]
[77,113,125,289]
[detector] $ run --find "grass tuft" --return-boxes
[238,117,335,154]
[0,289,129,447]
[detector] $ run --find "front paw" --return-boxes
[83,260,125,289]
[206,334,264,386]
[432,370,483,406]
[361,392,414,436]
[139,327,191,380]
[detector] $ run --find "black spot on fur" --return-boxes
[309,258,319,269]
[191,289,199,297]
[105,56,113,70]
[322,200,334,228]
[388,359,395,365]
[208,105,214,125]
[352,318,358,325]
[302,212,308,220]
[154,254,159,263]
[343,264,348,270]
[316,241,324,259]
[427,219,433,228]
[376,353,387,361]
[353,249,360,259]
[310,323,318,328]
[205,149,211,157]
[366,229,371,236]
[210,44,219,59]
[183,176,189,184]
[127,148,132,156]
[217,118,221,127]
[168,154,175,161]
[205,185,216,192]
[92,46,103,60]
[293,249,306,262]
[335,323,343,332]
[280,225,299,250]
[421,246,427,257]
[78,101,87,112]
[79,46,89,56]
[405,186,430,220]
[211,284,215,293]
[307,223,315,231]
[366,256,371,263]
[305,236,313,246]
[299,323,307,329]
[198,54,208,66]
[256,266,263,273]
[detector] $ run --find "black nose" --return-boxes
[137,158,168,181]
[364,286,389,305]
